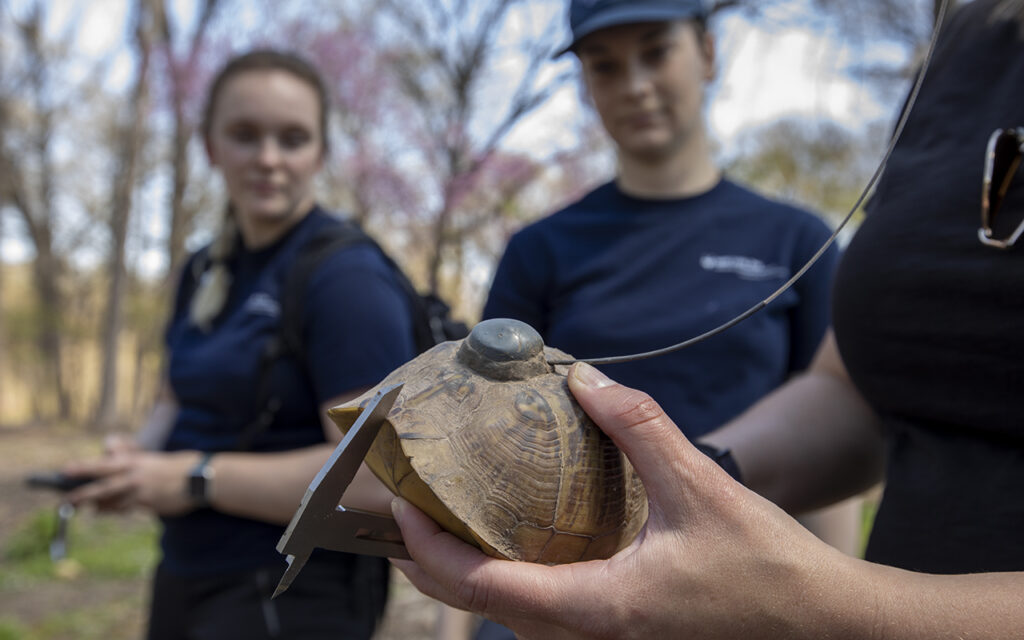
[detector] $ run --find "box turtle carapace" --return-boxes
[328,318,648,564]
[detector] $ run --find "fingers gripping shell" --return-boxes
[328,319,648,564]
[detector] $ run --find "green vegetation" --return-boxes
[3,508,157,584]
[0,508,157,639]
[4,600,146,640]
[0,619,29,640]
[859,497,880,558]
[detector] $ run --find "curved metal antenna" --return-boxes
[548,0,951,367]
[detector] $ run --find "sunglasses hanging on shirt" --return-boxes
[979,127,1024,249]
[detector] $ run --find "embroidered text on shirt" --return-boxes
[699,255,790,281]
[244,292,281,318]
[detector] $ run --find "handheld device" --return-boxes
[25,471,97,492]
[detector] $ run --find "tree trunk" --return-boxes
[166,115,191,275]
[33,242,70,420]
[163,0,220,277]
[95,2,153,429]
[428,192,454,295]
[0,131,6,426]
[5,5,72,421]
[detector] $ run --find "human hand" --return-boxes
[103,433,143,456]
[391,363,853,640]
[52,433,143,501]
[64,449,201,516]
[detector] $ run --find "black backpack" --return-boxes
[278,222,469,360]
[183,220,469,450]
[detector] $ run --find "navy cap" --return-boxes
[557,0,708,56]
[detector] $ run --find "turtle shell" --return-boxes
[328,318,648,564]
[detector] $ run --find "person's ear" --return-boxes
[701,32,716,83]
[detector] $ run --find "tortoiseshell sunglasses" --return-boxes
[980,127,1024,249]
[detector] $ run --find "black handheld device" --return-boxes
[25,471,97,492]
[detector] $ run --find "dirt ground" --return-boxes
[0,423,460,640]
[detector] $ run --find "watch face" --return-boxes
[189,455,213,505]
[189,472,206,499]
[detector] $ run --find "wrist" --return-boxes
[803,553,892,639]
[187,452,215,509]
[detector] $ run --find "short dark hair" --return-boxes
[201,49,330,153]
[691,14,708,40]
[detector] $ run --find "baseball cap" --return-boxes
[556,0,708,56]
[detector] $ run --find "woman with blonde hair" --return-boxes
[65,49,413,639]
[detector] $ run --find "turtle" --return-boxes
[328,317,648,564]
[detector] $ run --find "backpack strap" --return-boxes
[279,222,376,361]
[236,219,466,451]
[280,222,447,355]
[236,222,373,451]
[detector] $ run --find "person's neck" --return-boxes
[616,138,719,200]
[237,203,314,251]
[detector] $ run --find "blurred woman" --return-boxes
[65,50,415,640]
[484,0,839,442]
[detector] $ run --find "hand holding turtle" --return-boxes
[393,363,1024,639]
[392,362,859,640]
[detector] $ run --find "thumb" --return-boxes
[568,363,718,523]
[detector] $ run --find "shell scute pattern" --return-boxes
[328,319,648,564]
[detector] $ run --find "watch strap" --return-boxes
[188,452,215,508]
[694,441,743,485]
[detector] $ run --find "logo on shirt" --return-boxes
[243,292,281,318]
[699,255,789,281]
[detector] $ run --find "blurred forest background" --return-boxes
[0,0,956,638]
[0,0,952,432]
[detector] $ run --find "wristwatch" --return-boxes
[693,441,743,485]
[188,452,215,508]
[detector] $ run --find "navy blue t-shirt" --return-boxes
[483,179,838,437]
[161,207,416,575]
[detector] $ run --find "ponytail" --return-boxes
[189,210,237,332]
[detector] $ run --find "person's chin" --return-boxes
[239,201,292,223]
[621,138,675,162]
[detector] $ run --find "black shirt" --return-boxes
[832,0,1024,573]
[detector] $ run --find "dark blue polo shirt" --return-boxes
[483,179,838,437]
[161,207,416,575]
